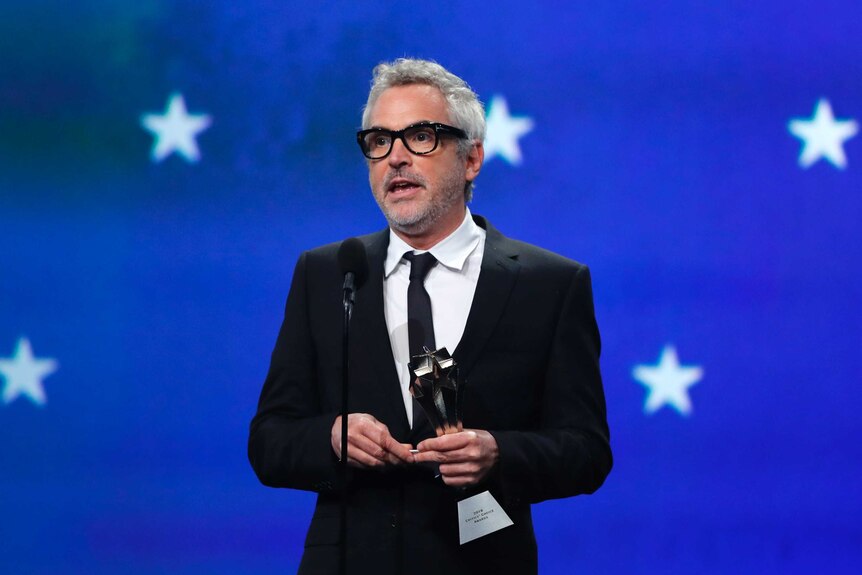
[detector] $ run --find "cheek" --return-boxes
[370,164,388,187]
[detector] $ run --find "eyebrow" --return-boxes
[367,120,435,131]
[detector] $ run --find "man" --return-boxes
[249,58,611,575]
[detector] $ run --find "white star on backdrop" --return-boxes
[141,93,212,163]
[632,345,703,416]
[483,95,534,165]
[0,337,58,406]
[788,98,858,169]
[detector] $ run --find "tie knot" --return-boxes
[403,251,437,281]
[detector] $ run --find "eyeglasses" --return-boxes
[356,122,468,159]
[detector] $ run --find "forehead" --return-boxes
[368,84,451,129]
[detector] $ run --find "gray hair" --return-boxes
[361,58,485,201]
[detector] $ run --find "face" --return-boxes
[366,84,482,243]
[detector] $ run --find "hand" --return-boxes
[413,430,499,487]
[331,413,415,469]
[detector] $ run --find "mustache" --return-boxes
[383,169,427,190]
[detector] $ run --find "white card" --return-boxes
[457,490,514,545]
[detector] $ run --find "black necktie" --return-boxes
[403,251,438,436]
[403,251,438,358]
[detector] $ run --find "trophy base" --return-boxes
[457,490,514,544]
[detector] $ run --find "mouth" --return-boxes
[387,177,423,196]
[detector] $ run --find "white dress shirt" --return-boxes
[383,209,486,427]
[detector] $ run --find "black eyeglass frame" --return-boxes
[356,121,468,159]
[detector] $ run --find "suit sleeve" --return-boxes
[490,265,612,504]
[248,252,341,492]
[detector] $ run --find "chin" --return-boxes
[386,208,435,234]
[384,200,428,225]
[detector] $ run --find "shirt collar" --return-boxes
[384,208,483,277]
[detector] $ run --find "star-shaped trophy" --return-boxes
[408,347,462,436]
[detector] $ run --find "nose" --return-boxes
[387,136,412,167]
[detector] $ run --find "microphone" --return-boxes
[336,237,367,575]
[337,237,368,308]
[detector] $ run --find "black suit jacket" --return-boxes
[249,215,611,575]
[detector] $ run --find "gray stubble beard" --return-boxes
[373,167,466,237]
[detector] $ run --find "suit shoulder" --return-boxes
[301,230,386,264]
[478,215,590,275]
[497,236,590,277]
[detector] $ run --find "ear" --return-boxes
[464,140,484,182]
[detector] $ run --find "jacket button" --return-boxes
[390,514,397,528]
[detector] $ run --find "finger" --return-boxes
[412,450,447,464]
[362,421,412,464]
[381,436,415,464]
[349,415,384,437]
[348,433,389,463]
[383,451,413,466]
[417,431,473,453]
[334,413,379,458]
[367,424,413,465]
[343,443,380,467]
[345,446,386,468]
[384,447,414,465]
[354,419,397,450]
[348,412,379,425]
[348,415,414,467]
[416,445,481,464]
[439,462,482,477]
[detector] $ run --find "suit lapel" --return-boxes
[351,229,413,438]
[453,215,520,378]
[350,216,520,441]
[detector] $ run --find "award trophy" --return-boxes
[408,347,462,436]
[408,347,514,544]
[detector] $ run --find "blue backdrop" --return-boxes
[1,1,860,573]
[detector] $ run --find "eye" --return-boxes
[408,126,435,144]
[367,132,391,149]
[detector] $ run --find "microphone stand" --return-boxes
[340,273,355,575]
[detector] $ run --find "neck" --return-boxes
[393,205,467,251]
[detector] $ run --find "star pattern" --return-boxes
[0,337,58,406]
[141,93,212,163]
[633,345,703,416]
[483,95,534,165]
[788,98,858,169]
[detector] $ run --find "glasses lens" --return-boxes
[404,125,437,154]
[362,130,392,158]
